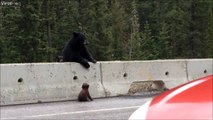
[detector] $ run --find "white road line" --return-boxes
[1,106,140,119]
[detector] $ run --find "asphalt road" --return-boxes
[1,95,155,120]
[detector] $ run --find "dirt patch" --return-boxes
[128,81,168,95]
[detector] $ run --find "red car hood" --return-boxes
[147,75,213,120]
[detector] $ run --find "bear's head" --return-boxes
[71,32,87,45]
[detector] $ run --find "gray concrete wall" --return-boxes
[1,59,212,106]
[1,63,106,105]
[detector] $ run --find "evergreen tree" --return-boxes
[128,0,141,60]
[158,21,171,59]
[17,0,42,62]
[0,3,22,63]
[163,0,191,58]
[107,0,128,60]
[189,0,213,58]
[140,21,158,60]
[0,0,212,63]
[205,0,213,57]
[85,0,113,60]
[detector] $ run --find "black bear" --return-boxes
[78,83,93,102]
[60,32,96,68]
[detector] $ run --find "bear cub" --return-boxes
[78,83,93,102]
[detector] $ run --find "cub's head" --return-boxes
[82,83,89,89]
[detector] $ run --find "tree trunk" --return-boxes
[44,0,53,61]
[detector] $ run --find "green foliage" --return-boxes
[1,0,212,63]
[128,0,141,60]
[140,21,158,60]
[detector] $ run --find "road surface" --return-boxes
[1,95,155,120]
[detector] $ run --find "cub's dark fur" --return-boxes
[78,83,93,101]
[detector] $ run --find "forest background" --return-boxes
[1,0,212,63]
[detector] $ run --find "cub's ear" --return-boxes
[73,32,78,36]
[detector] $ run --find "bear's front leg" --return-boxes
[81,46,96,64]
[76,57,90,68]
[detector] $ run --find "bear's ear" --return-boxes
[73,32,78,36]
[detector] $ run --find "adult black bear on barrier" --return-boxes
[60,32,96,68]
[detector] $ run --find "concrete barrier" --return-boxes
[101,60,188,97]
[186,59,213,80]
[0,62,106,106]
[1,59,212,106]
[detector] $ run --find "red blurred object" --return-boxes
[129,75,213,120]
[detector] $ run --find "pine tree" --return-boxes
[107,0,128,60]
[17,0,42,62]
[189,0,213,58]
[129,0,141,60]
[140,21,158,60]
[205,0,213,57]
[1,0,212,63]
[0,3,22,63]
[163,0,191,58]
[158,21,171,59]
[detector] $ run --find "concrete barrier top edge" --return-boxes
[0,62,99,66]
[0,59,212,66]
